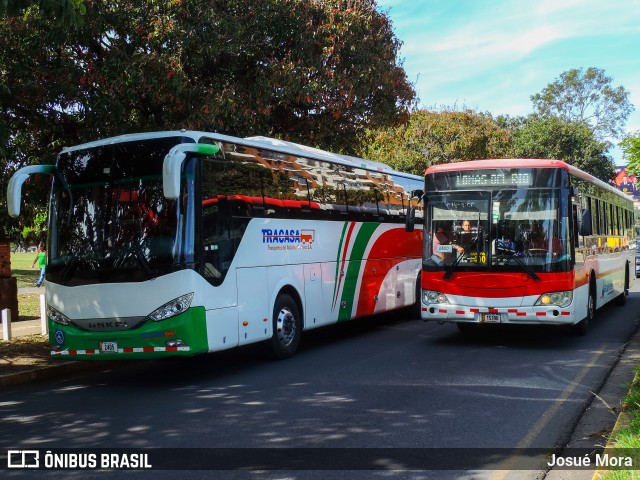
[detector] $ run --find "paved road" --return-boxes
[1,286,639,479]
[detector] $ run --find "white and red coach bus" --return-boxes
[7,131,423,359]
[407,159,635,334]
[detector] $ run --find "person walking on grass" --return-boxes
[31,243,46,287]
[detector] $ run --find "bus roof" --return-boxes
[426,158,629,201]
[61,130,421,180]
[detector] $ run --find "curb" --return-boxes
[0,360,115,389]
[591,371,638,480]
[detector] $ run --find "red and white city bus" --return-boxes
[410,159,635,334]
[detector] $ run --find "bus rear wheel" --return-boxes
[269,294,301,359]
[615,266,629,306]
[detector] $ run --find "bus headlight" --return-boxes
[535,291,573,308]
[47,306,71,326]
[423,290,449,305]
[148,293,194,322]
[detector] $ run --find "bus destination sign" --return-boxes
[455,172,532,188]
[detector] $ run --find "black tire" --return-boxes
[269,293,301,359]
[413,273,422,319]
[574,288,594,335]
[615,266,629,306]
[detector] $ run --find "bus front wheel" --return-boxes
[574,290,594,335]
[269,294,301,359]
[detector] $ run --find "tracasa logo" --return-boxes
[262,228,314,250]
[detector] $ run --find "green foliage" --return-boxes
[0,0,414,239]
[20,211,47,244]
[598,372,640,480]
[0,0,413,153]
[511,115,615,182]
[531,67,634,140]
[0,1,86,27]
[621,134,640,177]
[358,109,512,175]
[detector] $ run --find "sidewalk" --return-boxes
[1,286,47,339]
[1,285,112,388]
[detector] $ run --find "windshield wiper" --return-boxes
[510,254,540,281]
[443,236,479,280]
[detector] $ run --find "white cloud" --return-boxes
[379,0,640,124]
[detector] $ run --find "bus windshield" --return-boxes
[425,188,571,274]
[48,136,191,286]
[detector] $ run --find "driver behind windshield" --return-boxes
[455,220,475,254]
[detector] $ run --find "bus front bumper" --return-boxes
[421,304,576,325]
[48,307,209,360]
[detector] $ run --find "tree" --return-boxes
[511,115,615,182]
[358,108,512,175]
[0,0,415,239]
[0,0,413,155]
[531,67,634,141]
[621,133,640,177]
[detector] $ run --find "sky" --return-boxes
[376,0,640,165]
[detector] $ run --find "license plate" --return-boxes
[100,341,118,353]
[482,313,501,323]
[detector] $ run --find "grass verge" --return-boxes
[597,368,640,479]
[11,252,40,288]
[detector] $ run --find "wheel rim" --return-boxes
[276,307,297,347]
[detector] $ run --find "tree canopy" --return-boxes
[0,0,415,240]
[530,67,634,141]
[0,0,414,162]
[358,109,512,175]
[510,115,615,182]
[621,133,640,177]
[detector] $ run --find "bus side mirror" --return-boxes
[7,165,56,217]
[163,143,221,199]
[579,209,592,236]
[405,206,416,232]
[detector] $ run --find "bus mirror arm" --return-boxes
[7,165,56,217]
[405,207,416,232]
[162,143,221,200]
[405,194,425,232]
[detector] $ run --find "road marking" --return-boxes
[489,344,608,480]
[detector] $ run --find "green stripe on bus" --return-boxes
[338,222,380,322]
[48,307,209,360]
[332,222,350,310]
